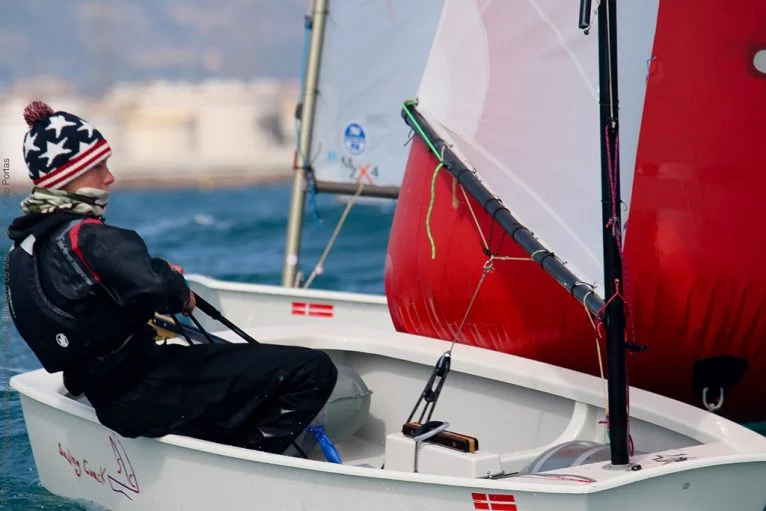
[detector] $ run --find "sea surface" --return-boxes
[0,183,396,510]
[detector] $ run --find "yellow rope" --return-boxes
[425,148,446,260]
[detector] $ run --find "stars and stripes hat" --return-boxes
[22,101,112,190]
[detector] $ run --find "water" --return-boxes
[0,183,396,510]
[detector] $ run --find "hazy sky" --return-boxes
[0,0,308,95]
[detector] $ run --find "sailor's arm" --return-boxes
[75,222,192,314]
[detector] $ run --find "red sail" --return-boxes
[385,2,766,423]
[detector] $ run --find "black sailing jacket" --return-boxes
[7,211,190,375]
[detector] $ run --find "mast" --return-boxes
[282,0,329,287]
[595,0,629,466]
[401,0,629,464]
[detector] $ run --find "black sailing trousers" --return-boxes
[68,333,338,455]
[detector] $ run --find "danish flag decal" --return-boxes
[291,302,334,318]
[472,493,517,511]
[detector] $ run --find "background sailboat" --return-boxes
[188,0,444,332]
[385,0,766,424]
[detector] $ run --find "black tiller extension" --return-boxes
[193,292,259,345]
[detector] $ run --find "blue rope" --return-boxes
[305,425,341,464]
[305,167,320,227]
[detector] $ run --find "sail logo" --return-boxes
[341,156,378,185]
[107,434,140,500]
[55,434,140,501]
[343,122,367,156]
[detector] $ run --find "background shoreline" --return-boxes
[4,170,294,194]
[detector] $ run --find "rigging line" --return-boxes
[582,292,609,416]
[605,128,637,345]
[304,142,325,228]
[402,100,443,163]
[446,257,496,355]
[302,181,365,288]
[459,185,535,263]
[485,199,506,254]
[492,228,507,255]
[294,120,322,227]
[460,185,489,251]
[604,128,620,244]
[442,185,541,353]
[605,0,615,122]
[404,129,415,147]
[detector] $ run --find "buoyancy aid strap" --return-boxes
[67,218,103,282]
[19,234,36,255]
[16,212,86,255]
[18,213,105,283]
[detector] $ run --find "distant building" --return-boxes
[0,78,300,189]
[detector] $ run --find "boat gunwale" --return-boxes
[186,274,389,305]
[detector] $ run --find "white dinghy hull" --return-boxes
[12,324,766,511]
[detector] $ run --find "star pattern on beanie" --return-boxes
[45,115,76,138]
[77,120,95,138]
[39,137,72,167]
[22,101,112,190]
[23,132,40,158]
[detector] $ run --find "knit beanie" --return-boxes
[22,101,112,190]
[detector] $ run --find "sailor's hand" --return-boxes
[183,290,196,316]
[168,262,185,274]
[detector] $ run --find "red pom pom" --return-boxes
[23,101,55,128]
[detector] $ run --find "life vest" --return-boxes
[6,215,101,373]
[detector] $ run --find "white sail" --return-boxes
[416,0,658,293]
[308,0,444,188]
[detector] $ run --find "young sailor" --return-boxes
[6,101,338,454]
